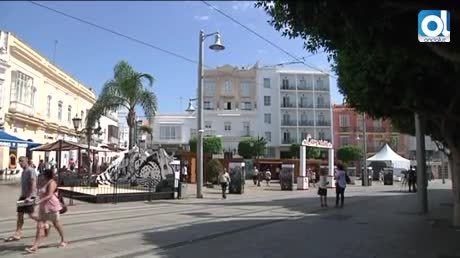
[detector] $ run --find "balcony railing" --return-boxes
[280,84,296,90]
[299,120,314,126]
[282,138,298,144]
[297,85,313,90]
[317,120,331,126]
[281,103,296,108]
[281,120,297,126]
[298,103,314,108]
[367,126,386,133]
[339,126,350,132]
[315,86,329,91]
[316,103,330,108]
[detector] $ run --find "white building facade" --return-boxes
[255,66,333,158]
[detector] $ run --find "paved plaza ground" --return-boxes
[0,180,459,258]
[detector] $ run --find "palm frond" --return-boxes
[138,90,157,123]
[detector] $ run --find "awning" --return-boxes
[31,139,108,152]
[0,130,42,148]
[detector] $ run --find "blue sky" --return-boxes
[1,1,343,114]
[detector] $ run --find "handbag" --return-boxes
[345,174,351,184]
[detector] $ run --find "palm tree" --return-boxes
[138,125,153,147]
[87,60,157,149]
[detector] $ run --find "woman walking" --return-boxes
[318,170,329,207]
[218,168,231,199]
[26,169,67,253]
[334,164,347,208]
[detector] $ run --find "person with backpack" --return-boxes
[334,164,349,208]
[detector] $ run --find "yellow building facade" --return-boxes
[0,30,96,169]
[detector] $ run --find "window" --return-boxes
[159,126,180,140]
[243,121,250,133]
[316,78,324,89]
[357,115,363,130]
[283,131,290,142]
[339,115,350,127]
[224,122,231,131]
[317,95,324,106]
[301,131,310,140]
[204,80,216,96]
[299,78,306,87]
[241,102,252,110]
[263,78,270,88]
[224,80,232,94]
[81,110,84,123]
[282,77,289,89]
[299,96,308,107]
[67,106,72,123]
[264,96,271,106]
[374,119,383,128]
[240,80,251,97]
[46,96,52,118]
[205,121,212,130]
[57,101,63,121]
[282,96,290,107]
[190,128,197,137]
[300,114,308,123]
[318,113,325,122]
[283,114,290,124]
[264,113,271,124]
[265,132,272,142]
[204,101,213,110]
[224,102,232,110]
[10,71,34,105]
[340,136,350,146]
[318,130,325,139]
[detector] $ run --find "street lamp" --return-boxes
[196,30,225,198]
[72,114,102,185]
[185,98,197,113]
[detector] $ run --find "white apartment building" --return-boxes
[255,65,333,158]
[150,113,196,151]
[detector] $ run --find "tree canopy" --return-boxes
[189,136,223,155]
[290,144,321,159]
[337,146,363,164]
[237,137,268,159]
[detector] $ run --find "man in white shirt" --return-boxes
[334,164,347,208]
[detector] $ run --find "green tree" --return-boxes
[237,137,267,159]
[237,138,253,159]
[205,159,223,184]
[138,125,153,143]
[256,0,460,225]
[89,60,157,149]
[189,136,223,154]
[337,146,363,165]
[290,144,321,159]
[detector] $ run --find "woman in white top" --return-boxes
[317,170,329,207]
[218,168,231,199]
[334,164,347,208]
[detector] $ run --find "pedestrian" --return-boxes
[26,169,67,253]
[38,160,45,174]
[4,157,39,242]
[334,164,347,208]
[318,170,329,207]
[218,168,231,199]
[257,169,263,187]
[265,169,272,186]
[311,170,317,188]
[408,166,417,192]
[253,166,259,186]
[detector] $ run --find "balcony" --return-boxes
[280,84,296,90]
[299,120,314,126]
[240,130,254,137]
[316,103,330,108]
[281,103,296,108]
[204,107,215,110]
[317,120,331,126]
[297,85,313,91]
[367,126,386,133]
[282,138,298,144]
[298,103,314,108]
[9,101,34,116]
[315,86,329,91]
[281,120,297,126]
[339,126,351,132]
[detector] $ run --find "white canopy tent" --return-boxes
[367,144,410,170]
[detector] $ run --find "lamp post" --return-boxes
[72,114,102,185]
[196,30,225,198]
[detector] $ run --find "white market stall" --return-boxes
[367,144,410,180]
